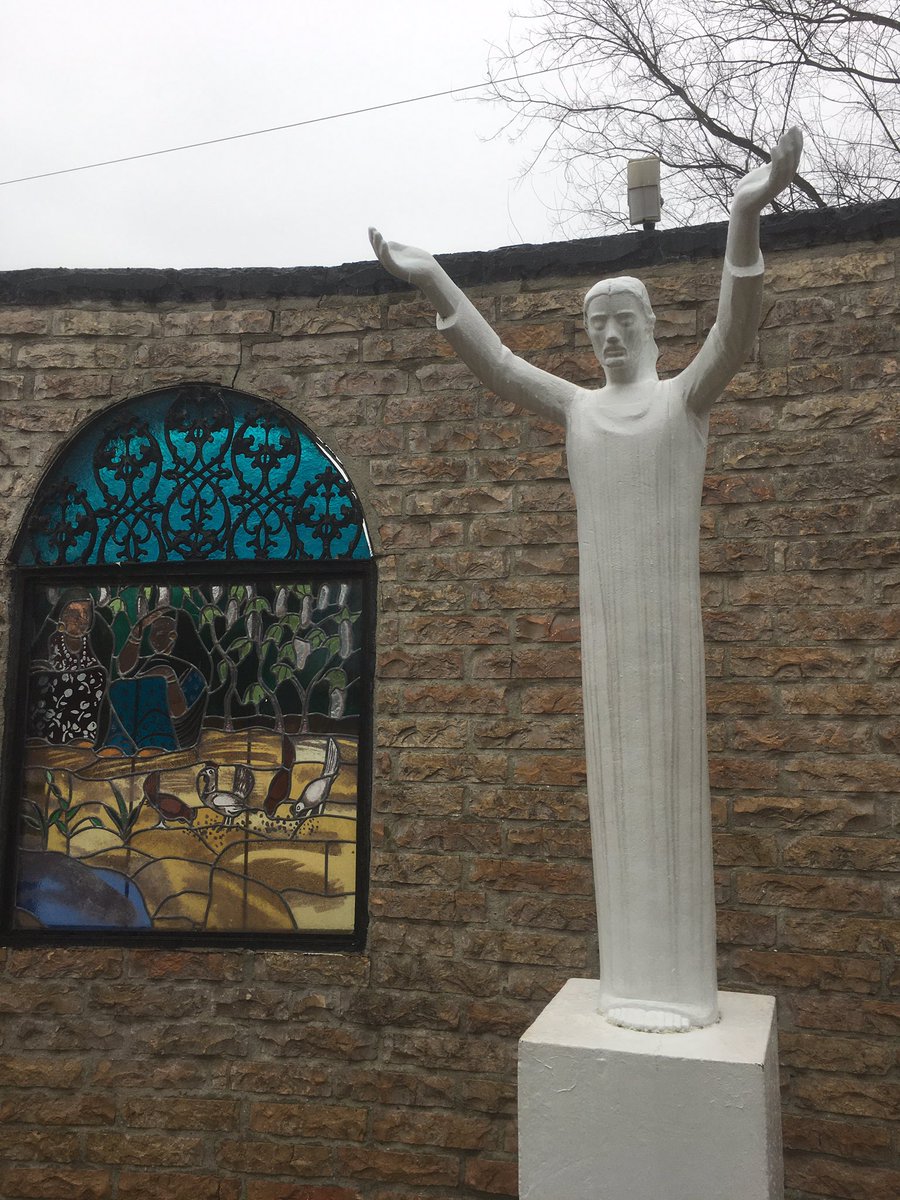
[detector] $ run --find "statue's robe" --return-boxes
[436,257,763,1027]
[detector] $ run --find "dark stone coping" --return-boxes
[1,199,898,305]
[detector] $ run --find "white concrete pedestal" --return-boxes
[519,979,783,1200]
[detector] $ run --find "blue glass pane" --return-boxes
[18,385,372,565]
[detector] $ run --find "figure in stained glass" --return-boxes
[28,592,108,748]
[103,608,209,756]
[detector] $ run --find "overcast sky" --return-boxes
[0,1,576,270]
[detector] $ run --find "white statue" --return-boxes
[370,129,802,1033]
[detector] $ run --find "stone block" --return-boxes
[519,980,782,1200]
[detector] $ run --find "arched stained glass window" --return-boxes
[16,383,372,566]
[2,384,374,950]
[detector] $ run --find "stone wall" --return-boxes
[0,203,897,1200]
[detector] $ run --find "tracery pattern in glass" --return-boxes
[13,580,364,934]
[18,384,371,566]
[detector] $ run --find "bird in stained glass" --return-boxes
[196,763,254,825]
[143,770,196,826]
[292,737,340,820]
[263,735,297,818]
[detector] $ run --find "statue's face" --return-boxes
[585,292,654,382]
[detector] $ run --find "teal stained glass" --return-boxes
[17,384,372,565]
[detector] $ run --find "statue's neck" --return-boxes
[600,368,659,394]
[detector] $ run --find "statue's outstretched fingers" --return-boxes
[785,127,803,171]
[774,128,802,178]
[768,133,796,192]
[771,146,790,188]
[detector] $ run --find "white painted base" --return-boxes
[519,979,783,1200]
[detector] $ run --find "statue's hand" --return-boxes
[369,227,439,289]
[732,127,803,214]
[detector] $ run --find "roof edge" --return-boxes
[2,198,898,304]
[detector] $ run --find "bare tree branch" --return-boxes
[488,0,899,230]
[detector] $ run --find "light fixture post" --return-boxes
[627,157,662,230]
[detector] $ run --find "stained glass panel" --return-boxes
[16,384,372,566]
[12,579,366,936]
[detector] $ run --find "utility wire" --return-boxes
[0,62,588,188]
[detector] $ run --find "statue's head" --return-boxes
[583,276,659,383]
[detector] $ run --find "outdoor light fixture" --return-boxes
[627,156,662,230]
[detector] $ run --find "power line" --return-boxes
[0,62,585,188]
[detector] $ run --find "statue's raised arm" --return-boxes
[681,127,803,416]
[369,227,574,426]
